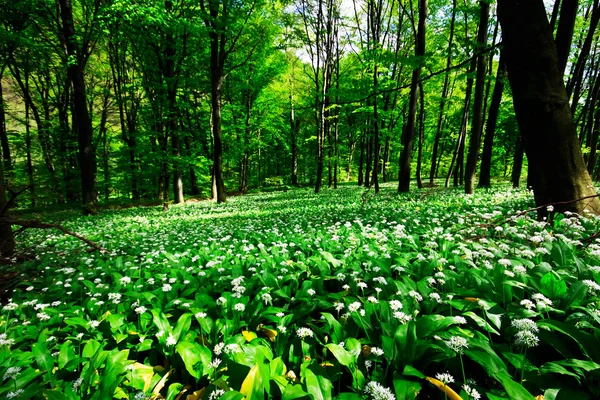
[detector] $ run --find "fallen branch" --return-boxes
[3,218,109,254]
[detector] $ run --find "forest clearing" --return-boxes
[2,0,600,398]
[2,184,600,399]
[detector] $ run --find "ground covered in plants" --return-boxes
[2,184,600,400]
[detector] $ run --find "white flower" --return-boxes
[195,312,207,319]
[583,279,600,291]
[370,347,384,356]
[520,299,535,310]
[511,318,538,333]
[453,316,467,325]
[389,300,403,311]
[514,330,539,348]
[333,302,345,312]
[463,384,481,399]
[367,296,378,304]
[37,312,51,321]
[234,303,245,312]
[2,302,18,312]
[409,291,423,302]
[429,293,442,303]
[7,389,24,399]
[348,301,362,313]
[162,284,172,292]
[307,289,316,296]
[72,377,84,391]
[445,336,468,353]
[435,372,455,384]
[166,333,177,346]
[364,381,395,400]
[119,276,131,285]
[4,367,22,380]
[393,311,412,324]
[276,312,285,318]
[278,325,287,333]
[213,342,225,355]
[297,327,314,339]
[208,358,222,369]
[209,389,226,400]
[261,293,272,305]
[216,297,227,306]
[135,306,147,314]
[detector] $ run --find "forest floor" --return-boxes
[2,183,600,400]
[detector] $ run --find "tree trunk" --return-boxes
[399,0,427,192]
[554,0,579,74]
[0,66,11,183]
[478,54,506,187]
[58,0,97,213]
[430,0,456,185]
[567,0,600,115]
[464,0,490,194]
[416,82,425,189]
[498,0,600,218]
[512,133,525,188]
[358,135,364,186]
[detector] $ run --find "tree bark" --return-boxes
[464,0,490,194]
[429,0,456,185]
[498,0,600,218]
[399,0,427,192]
[478,54,506,187]
[512,133,525,188]
[58,0,97,214]
[554,0,579,74]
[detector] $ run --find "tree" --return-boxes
[398,0,426,193]
[497,0,600,217]
[464,0,489,194]
[57,0,99,214]
[200,0,265,202]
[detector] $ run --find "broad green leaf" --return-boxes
[303,366,332,400]
[32,342,54,372]
[176,341,212,379]
[393,373,421,400]
[173,313,192,341]
[540,272,568,299]
[240,363,265,400]
[325,344,354,367]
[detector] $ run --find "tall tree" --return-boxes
[398,0,426,192]
[464,0,490,194]
[57,0,98,213]
[498,0,600,218]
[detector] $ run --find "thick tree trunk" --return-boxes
[498,0,600,218]
[478,54,506,187]
[358,135,364,186]
[464,0,490,194]
[210,67,226,202]
[58,0,97,213]
[399,0,427,192]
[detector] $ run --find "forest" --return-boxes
[2,0,600,399]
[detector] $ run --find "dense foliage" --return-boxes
[2,184,600,399]
[2,0,599,207]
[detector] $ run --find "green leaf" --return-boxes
[43,390,70,400]
[402,365,425,379]
[321,313,343,343]
[173,313,192,341]
[325,344,354,367]
[540,272,568,299]
[58,341,77,370]
[303,366,332,400]
[176,341,212,379]
[415,315,455,338]
[394,321,417,367]
[393,372,421,400]
[32,342,54,372]
[240,363,265,400]
[166,383,184,400]
[282,384,310,400]
[221,391,246,400]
